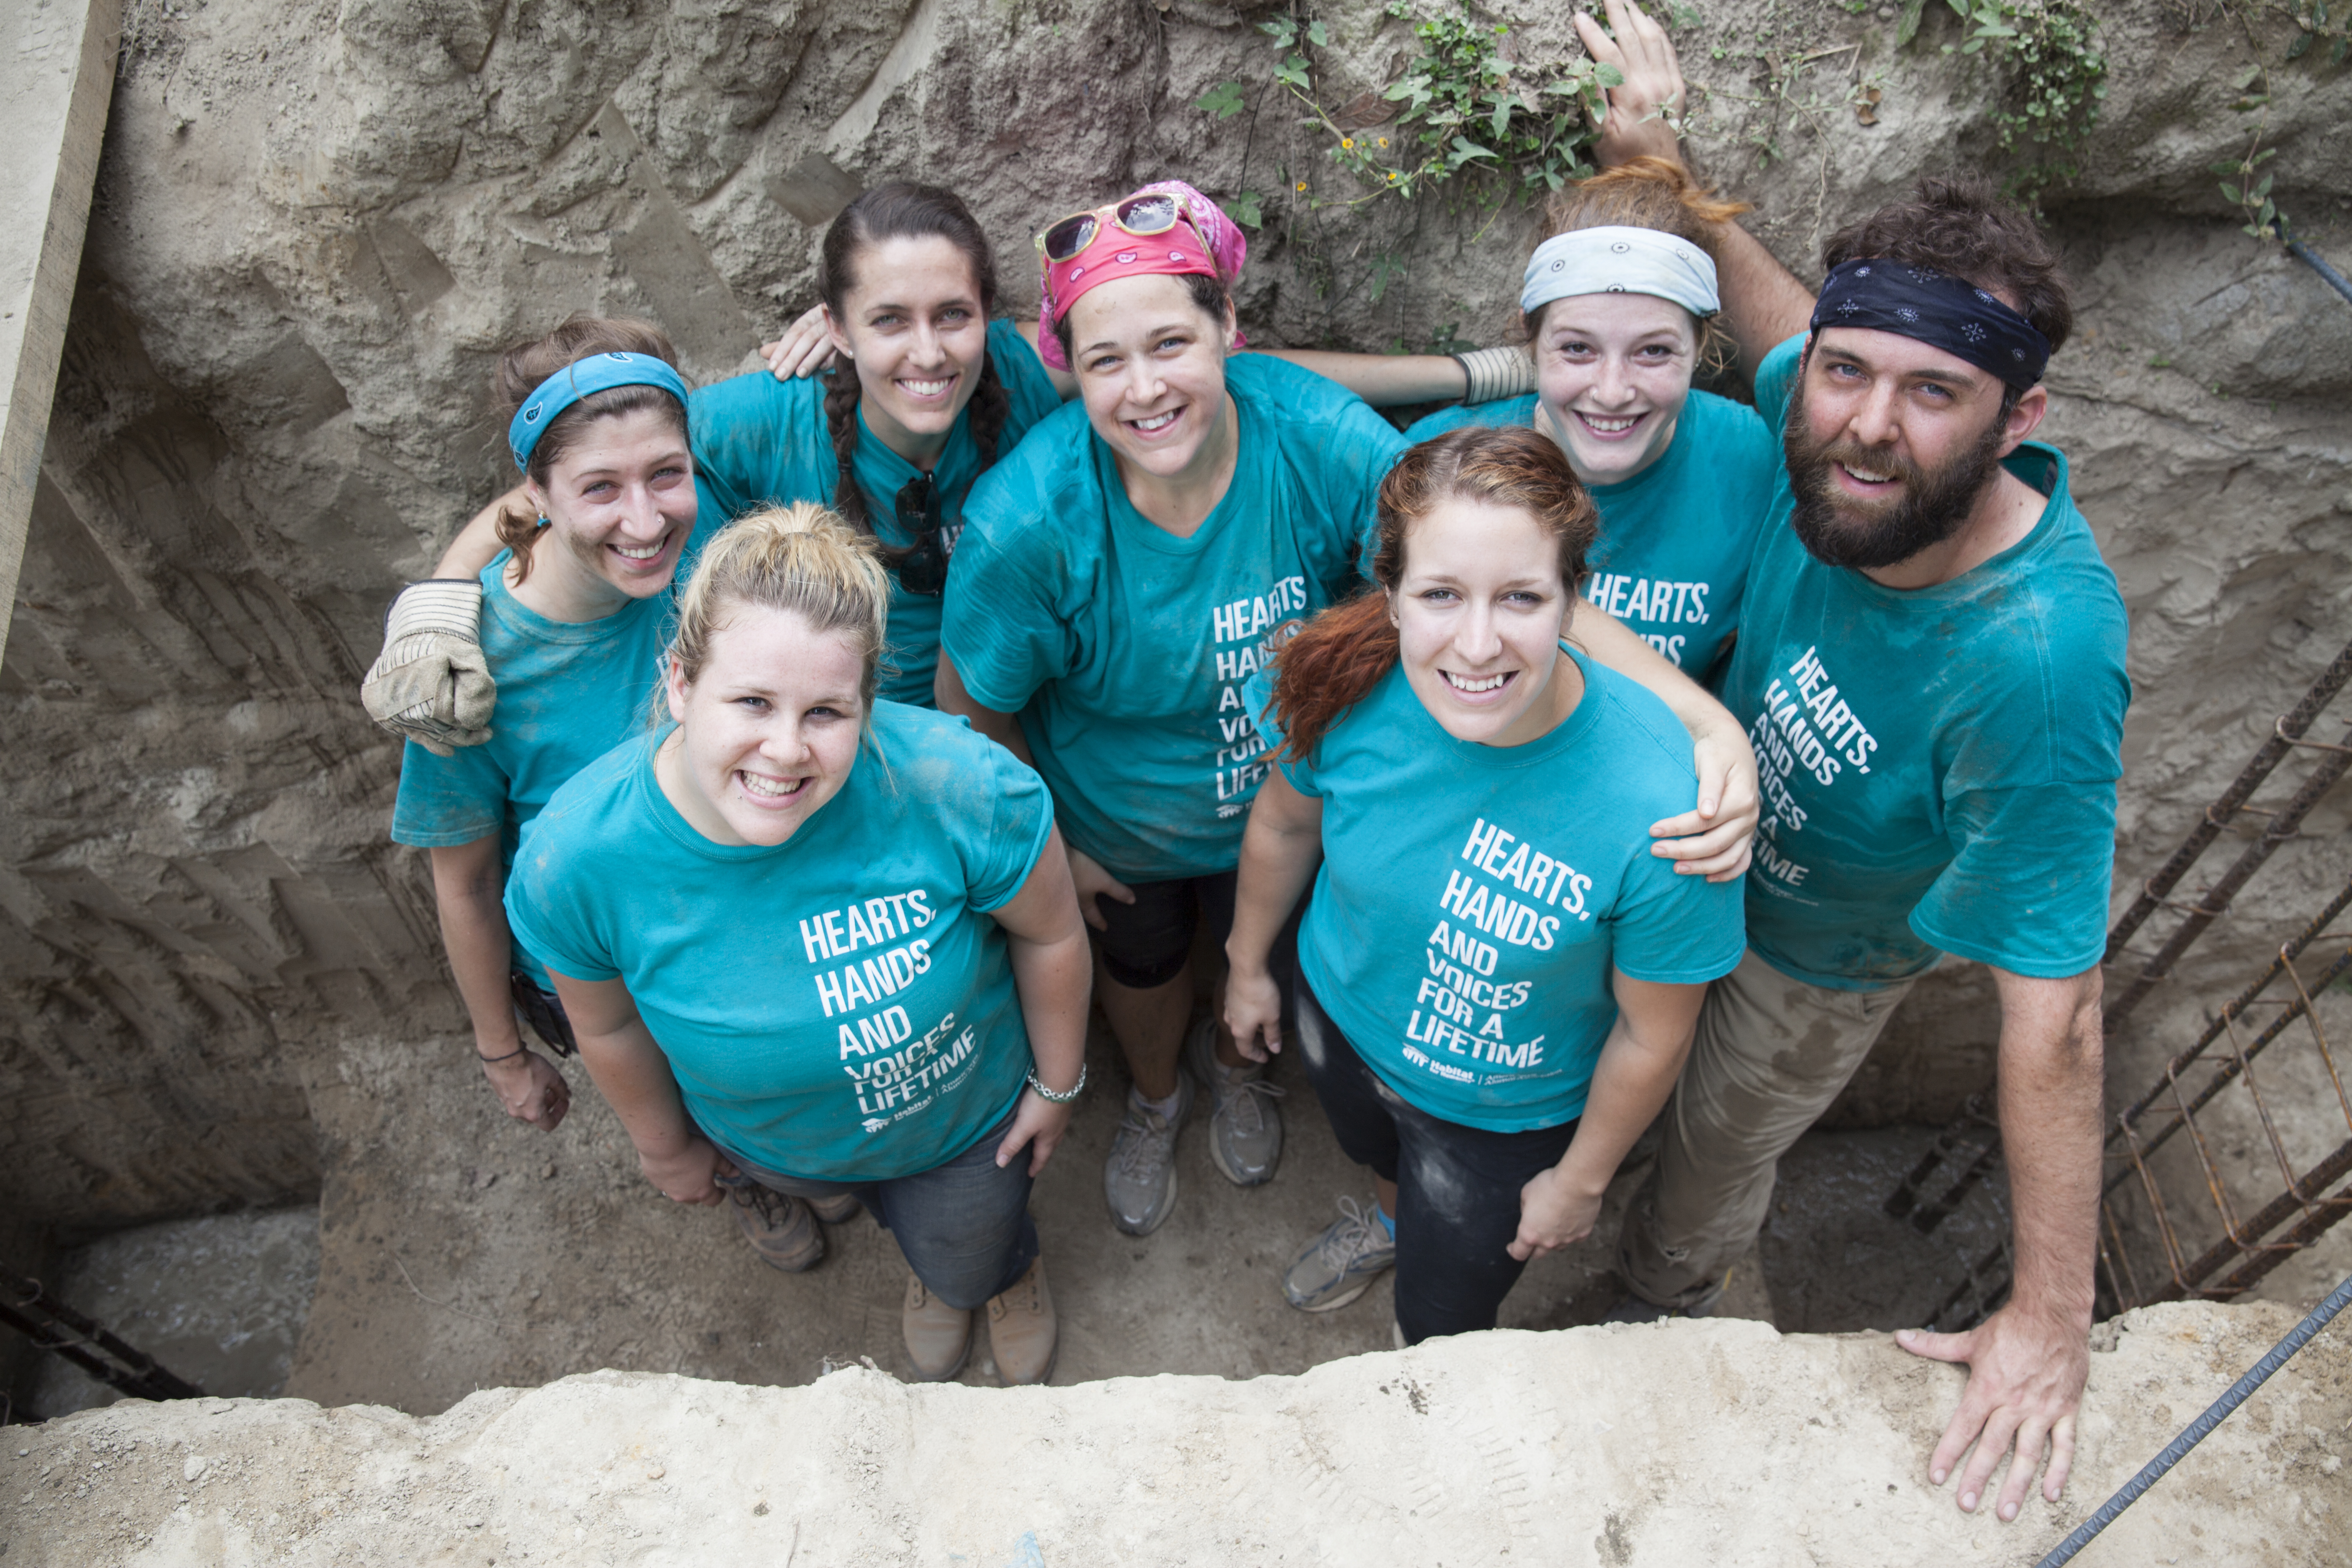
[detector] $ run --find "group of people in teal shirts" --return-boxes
[367,3,2129,1524]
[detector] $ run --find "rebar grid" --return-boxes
[1911,642,2352,1331]
[2106,934,2352,1309]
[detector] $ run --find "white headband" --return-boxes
[1520,226,1721,320]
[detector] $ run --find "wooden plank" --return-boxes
[0,0,121,653]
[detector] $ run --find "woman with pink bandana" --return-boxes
[931,182,1406,1235]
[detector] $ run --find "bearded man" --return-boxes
[1577,0,2132,1530]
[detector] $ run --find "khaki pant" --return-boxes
[1617,947,1918,1310]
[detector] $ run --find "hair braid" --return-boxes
[968,350,1010,469]
[822,365,870,534]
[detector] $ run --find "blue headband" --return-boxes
[1809,259,2051,390]
[1521,226,1721,320]
[507,351,692,472]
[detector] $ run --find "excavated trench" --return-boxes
[3,0,2351,1558]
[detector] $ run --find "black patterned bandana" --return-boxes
[1809,258,2052,390]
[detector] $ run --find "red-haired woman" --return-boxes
[1223,425,1744,1344]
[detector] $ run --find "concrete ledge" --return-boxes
[4,1302,2345,1565]
[0,0,119,651]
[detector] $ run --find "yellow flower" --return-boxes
[1295,180,1308,191]
[1386,170,1399,182]
[1378,137,1390,147]
[1341,137,1355,149]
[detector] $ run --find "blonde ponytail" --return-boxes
[669,502,893,714]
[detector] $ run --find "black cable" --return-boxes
[2033,1269,2352,1568]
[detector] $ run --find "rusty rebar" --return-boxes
[2103,637,2352,967]
[2104,720,2352,1028]
[0,1263,203,1403]
[2102,943,2352,1199]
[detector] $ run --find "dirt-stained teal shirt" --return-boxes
[943,354,1406,882]
[1727,334,2131,990]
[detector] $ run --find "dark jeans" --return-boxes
[509,972,577,1056]
[712,1109,1037,1312]
[1295,980,1581,1345]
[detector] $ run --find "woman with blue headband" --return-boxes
[387,316,857,1276]
[1406,157,1784,688]
[365,184,1064,736]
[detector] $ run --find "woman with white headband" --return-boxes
[1406,157,1782,687]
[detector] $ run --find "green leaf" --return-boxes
[2333,33,2349,64]
[1307,19,1330,47]
[2220,182,2242,202]
[1448,135,1498,165]
[1195,80,1247,119]
[2287,29,2313,58]
[1274,56,1311,89]
[1593,62,1625,86]
[1231,190,1264,230]
[2254,173,2273,199]
[1897,0,1928,45]
[2232,62,2263,88]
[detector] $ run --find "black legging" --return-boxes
[1295,978,1581,1344]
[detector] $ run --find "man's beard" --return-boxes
[1782,375,2011,571]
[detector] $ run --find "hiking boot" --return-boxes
[902,1273,972,1382]
[1103,1079,1193,1236]
[807,1191,862,1224]
[1184,1014,1285,1187]
[985,1257,1057,1386]
[724,1181,824,1273]
[1281,1196,1396,1313]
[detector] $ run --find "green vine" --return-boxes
[2278,0,2351,62]
[1928,0,2108,195]
[1194,3,1623,213]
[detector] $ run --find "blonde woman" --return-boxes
[503,504,1091,1385]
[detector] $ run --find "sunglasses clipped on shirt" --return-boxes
[895,472,949,597]
[1036,193,1192,264]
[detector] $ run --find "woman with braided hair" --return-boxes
[365,182,1062,727]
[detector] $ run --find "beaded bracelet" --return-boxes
[1026,1063,1087,1104]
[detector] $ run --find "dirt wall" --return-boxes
[4,0,2349,1235]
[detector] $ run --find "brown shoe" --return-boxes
[903,1273,973,1381]
[725,1183,824,1273]
[985,1257,1057,1386]
[807,1191,861,1224]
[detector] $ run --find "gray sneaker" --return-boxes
[1282,1196,1396,1312]
[1184,1015,1285,1186]
[1104,1079,1193,1236]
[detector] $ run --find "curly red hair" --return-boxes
[1269,425,1597,761]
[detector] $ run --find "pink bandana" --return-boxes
[1036,180,1248,371]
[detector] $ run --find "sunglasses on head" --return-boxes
[1036,193,1195,264]
[895,472,949,598]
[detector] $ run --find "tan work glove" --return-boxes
[361,579,496,756]
[1450,345,1538,404]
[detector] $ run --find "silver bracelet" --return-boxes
[1026,1063,1086,1104]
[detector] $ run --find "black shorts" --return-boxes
[510,972,578,1056]
[1091,871,1240,990]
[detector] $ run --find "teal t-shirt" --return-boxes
[944,354,1408,882]
[390,548,686,989]
[1405,388,1780,685]
[687,317,1063,707]
[502,703,1055,1181]
[1256,649,1744,1131]
[1728,334,2131,990]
